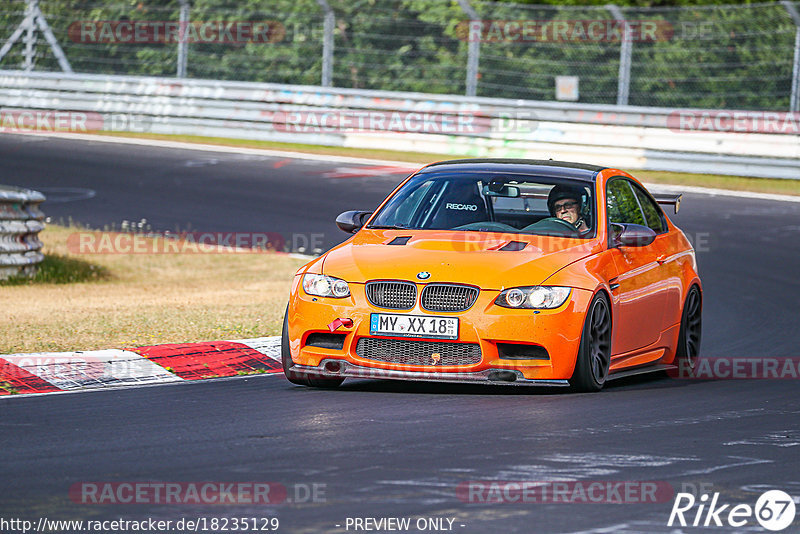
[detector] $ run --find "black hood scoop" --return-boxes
[498,241,528,251]
[386,236,412,246]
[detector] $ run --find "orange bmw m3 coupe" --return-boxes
[282,159,701,392]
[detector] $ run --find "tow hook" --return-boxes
[328,318,354,332]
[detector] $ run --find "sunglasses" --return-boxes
[554,200,579,212]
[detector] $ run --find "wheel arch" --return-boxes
[569,287,614,392]
[592,285,614,345]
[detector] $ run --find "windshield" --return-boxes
[369,173,596,239]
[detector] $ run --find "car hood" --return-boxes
[321,230,598,290]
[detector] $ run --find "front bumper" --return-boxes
[292,359,570,386]
[287,276,592,381]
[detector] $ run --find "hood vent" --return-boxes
[499,241,527,251]
[386,236,412,246]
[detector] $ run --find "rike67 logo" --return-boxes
[668,490,796,531]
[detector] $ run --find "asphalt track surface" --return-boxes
[2,134,800,533]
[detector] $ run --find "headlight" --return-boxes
[302,274,351,298]
[495,286,571,309]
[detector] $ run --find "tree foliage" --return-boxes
[0,0,796,110]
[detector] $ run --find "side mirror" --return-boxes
[336,210,373,234]
[610,223,656,247]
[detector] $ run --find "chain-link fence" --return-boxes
[2,0,799,111]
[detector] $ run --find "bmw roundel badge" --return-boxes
[417,271,431,280]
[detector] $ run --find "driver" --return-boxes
[547,184,589,234]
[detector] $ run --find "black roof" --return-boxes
[419,158,607,181]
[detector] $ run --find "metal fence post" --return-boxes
[456,0,480,97]
[23,0,36,71]
[782,0,800,112]
[316,0,334,87]
[607,4,631,106]
[176,0,190,78]
[1,0,73,72]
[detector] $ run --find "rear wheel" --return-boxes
[281,307,344,388]
[570,293,612,392]
[675,285,702,374]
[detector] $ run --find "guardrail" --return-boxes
[0,70,798,179]
[0,185,45,280]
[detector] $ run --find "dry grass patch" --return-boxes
[1,225,306,353]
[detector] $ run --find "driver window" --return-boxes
[606,179,645,226]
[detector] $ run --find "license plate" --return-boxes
[370,313,458,340]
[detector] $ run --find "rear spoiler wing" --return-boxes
[653,193,682,214]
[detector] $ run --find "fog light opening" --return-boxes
[324,361,343,374]
[488,370,518,382]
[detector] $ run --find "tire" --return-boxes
[281,306,344,389]
[674,285,702,376]
[570,292,612,392]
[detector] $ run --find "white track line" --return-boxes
[11,131,417,167]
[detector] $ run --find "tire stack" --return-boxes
[0,185,46,280]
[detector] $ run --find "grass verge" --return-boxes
[1,254,110,285]
[100,131,800,197]
[0,224,306,354]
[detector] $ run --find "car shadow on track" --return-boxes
[301,371,707,396]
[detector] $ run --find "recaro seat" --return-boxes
[425,182,490,229]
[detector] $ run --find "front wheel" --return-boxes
[570,293,612,392]
[281,307,344,388]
